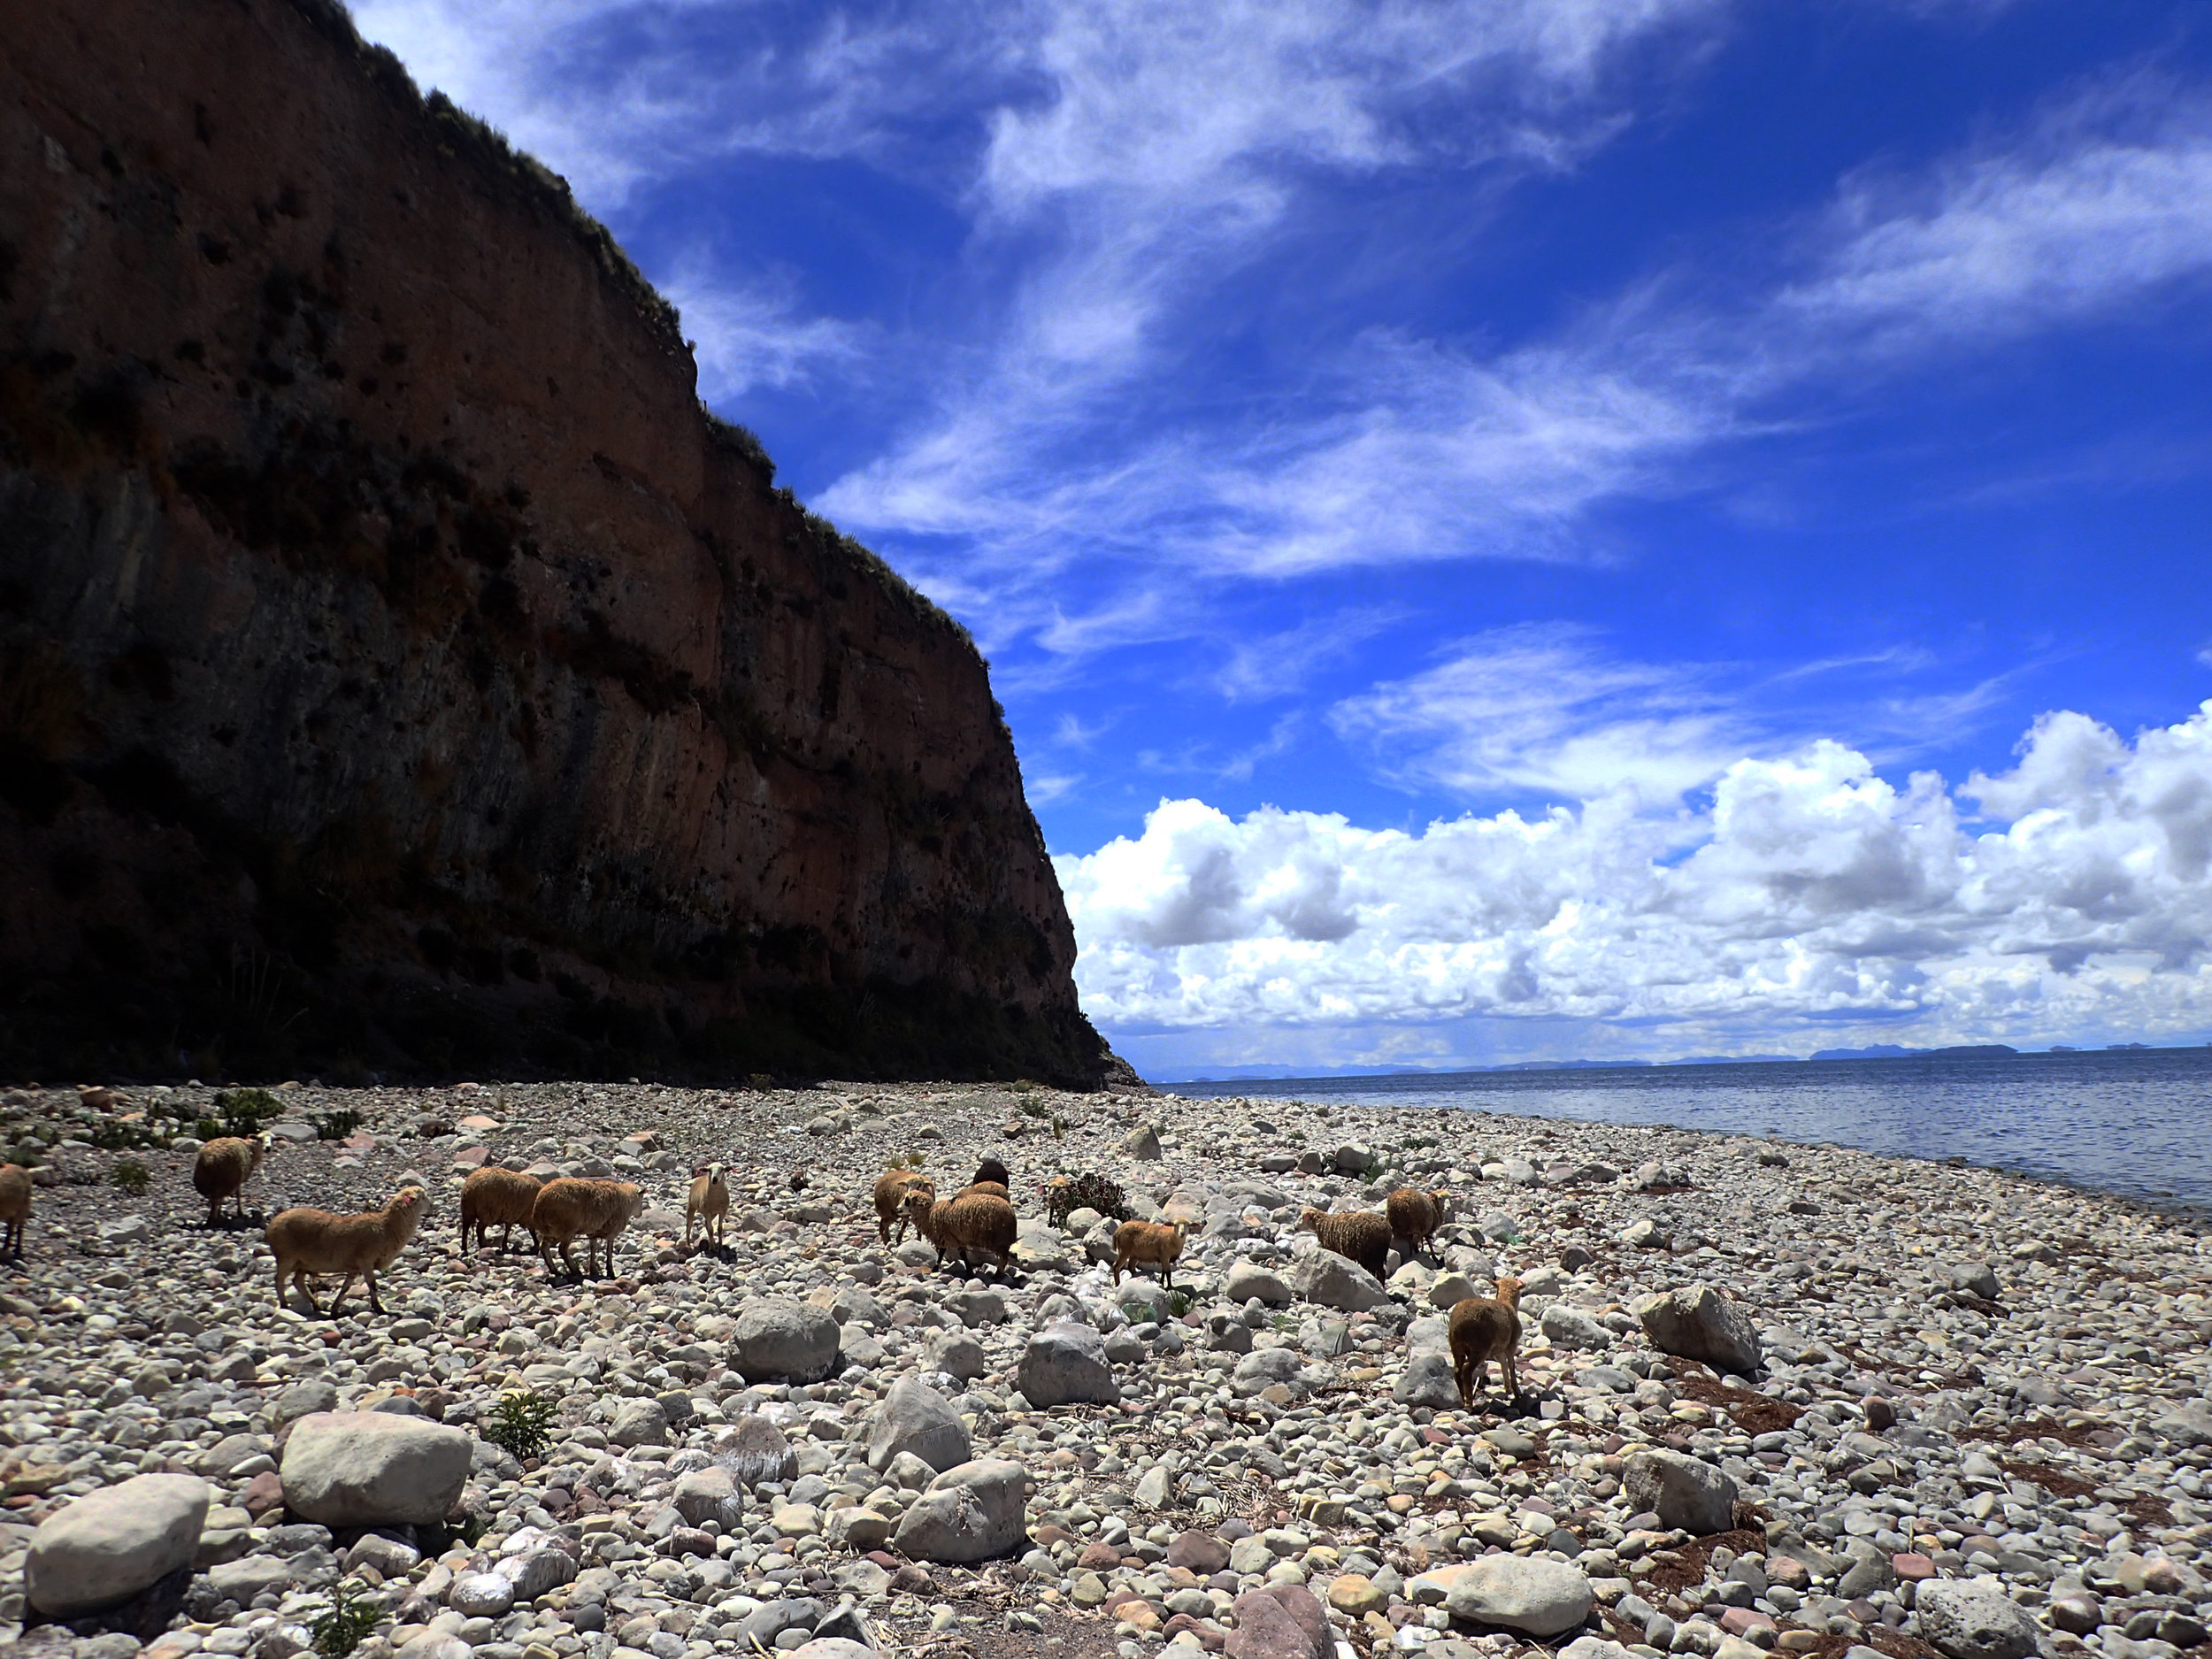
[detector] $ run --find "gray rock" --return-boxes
[272,1379,341,1429]
[210,1554,297,1601]
[1016,1321,1119,1408]
[1290,1249,1389,1312]
[1394,1349,1459,1409]
[608,1397,669,1448]
[787,1643,879,1659]
[891,1457,1029,1563]
[718,1416,799,1488]
[495,1548,576,1601]
[26,1474,211,1617]
[343,1533,420,1577]
[1226,1583,1333,1658]
[2154,1400,2212,1448]
[924,1331,988,1380]
[867,1378,972,1474]
[449,1570,515,1618]
[1540,1304,1611,1350]
[1225,1261,1294,1305]
[1444,1554,1595,1637]
[1622,1448,1738,1536]
[1123,1125,1163,1160]
[732,1300,841,1385]
[1636,1285,1762,1376]
[1560,1640,1640,1659]
[1946,1262,2001,1301]
[672,1466,743,1529]
[1915,1581,2040,1659]
[279,1413,472,1527]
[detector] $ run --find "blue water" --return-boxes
[1171,1048,2212,1215]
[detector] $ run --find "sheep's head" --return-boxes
[1494,1275,1523,1308]
[617,1182,648,1222]
[707,1163,726,1186]
[1296,1207,1323,1233]
[390,1186,429,1228]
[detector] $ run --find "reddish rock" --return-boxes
[1226,1585,1333,1659]
[1893,1553,1937,1581]
[1077,1542,1124,1570]
[1163,1613,1228,1651]
[0,0,1125,1087]
[238,1471,285,1517]
[1167,1532,1232,1575]
[1720,1608,1778,1636]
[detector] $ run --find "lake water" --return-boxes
[1171,1047,2212,1215]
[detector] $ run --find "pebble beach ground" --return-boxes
[3,1079,2210,1659]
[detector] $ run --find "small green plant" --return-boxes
[1360,1155,1387,1184]
[214,1088,284,1138]
[748,1072,774,1091]
[482,1389,561,1461]
[454,1513,490,1549]
[110,1159,150,1194]
[1010,1079,1038,1095]
[90,1120,162,1152]
[194,1117,223,1141]
[885,1151,927,1171]
[1018,1095,1050,1119]
[1284,1127,1306,1144]
[307,1579,381,1659]
[1051,1114,1067,1141]
[312,1109,364,1141]
[1168,1288,1195,1318]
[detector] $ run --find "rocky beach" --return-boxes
[2,1080,2208,1659]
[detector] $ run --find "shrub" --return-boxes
[89,1120,162,1152]
[194,1117,223,1141]
[747,1072,774,1091]
[1168,1288,1194,1318]
[110,1160,150,1194]
[214,1088,285,1138]
[482,1389,561,1462]
[1359,1155,1387,1184]
[885,1151,926,1171]
[1051,1114,1067,1141]
[312,1109,364,1141]
[307,1579,381,1659]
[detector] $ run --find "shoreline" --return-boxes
[4,1079,2208,1659]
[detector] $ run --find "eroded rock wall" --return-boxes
[0,0,1118,1084]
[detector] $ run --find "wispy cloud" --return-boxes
[661,263,869,402]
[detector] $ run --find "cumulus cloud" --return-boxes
[1057,703,2212,1049]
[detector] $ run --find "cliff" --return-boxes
[0,0,1127,1087]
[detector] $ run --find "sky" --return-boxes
[350,0,2212,1078]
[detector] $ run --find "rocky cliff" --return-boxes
[0,0,1124,1086]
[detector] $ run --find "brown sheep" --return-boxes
[193,1133,272,1226]
[1110,1218,1189,1289]
[873,1170,933,1244]
[917,1191,1018,1277]
[686,1164,729,1248]
[533,1178,646,1281]
[1297,1206,1392,1281]
[458,1167,542,1254]
[1448,1277,1525,1407]
[0,1164,30,1256]
[266,1187,428,1317]
[1385,1187,1452,1260]
[956,1180,1010,1202]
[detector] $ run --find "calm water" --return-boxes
[1172,1048,2212,1215]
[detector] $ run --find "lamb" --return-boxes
[458,1166,542,1254]
[1385,1187,1453,1260]
[1110,1217,1189,1289]
[193,1133,272,1226]
[532,1178,647,1280]
[873,1170,934,1244]
[1448,1277,1525,1407]
[686,1163,729,1248]
[917,1191,1018,1278]
[1297,1206,1392,1281]
[0,1164,29,1256]
[266,1186,428,1317]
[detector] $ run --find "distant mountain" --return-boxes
[1811,1044,1919,1060]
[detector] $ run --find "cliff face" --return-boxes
[0,0,1121,1086]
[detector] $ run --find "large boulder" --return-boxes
[1636,1285,1762,1376]
[732,1300,841,1384]
[1444,1555,1594,1637]
[1915,1581,2040,1659]
[608,1398,669,1448]
[1622,1448,1739,1537]
[890,1458,1029,1563]
[1540,1303,1611,1350]
[672,1466,744,1530]
[27,1474,210,1617]
[1225,1260,1294,1306]
[1016,1322,1120,1408]
[1291,1249,1390,1312]
[1226,1583,1333,1658]
[1394,1316,1459,1409]
[2154,1400,2212,1448]
[867,1378,972,1473]
[280,1413,472,1527]
[1122,1125,1163,1160]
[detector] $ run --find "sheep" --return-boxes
[193,1133,272,1226]
[874,1170,934,1244]
[1297,1206,1392,1281]
[956,1180,1010,1202]
[971,1157,1011,1189]
[0,1164,30,1256]
[1385,1187,1453,1261]
[266,1187,428,1317]
[917,1191,1018,1278]
[532,1178,646,1281]
[1110,1217,1189,1289]
[458,1166,542,1254]
[686,1164,729,1248]
[1448,1277,1525,1408]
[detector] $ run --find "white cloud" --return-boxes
[662,265,867,402]
[1057,703,2212,1049]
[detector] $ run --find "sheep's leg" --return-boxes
[365,1266,385,1315]
[558,1238,580,1281]
[296,1271,323,1317]
[327,1272,359,1319]
[1504,1351,1522,1401]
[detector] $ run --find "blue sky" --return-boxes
[355,0,2212,1076]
